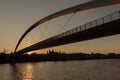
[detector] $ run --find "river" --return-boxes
[0,59,120,80]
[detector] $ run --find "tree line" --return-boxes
[0,50,120,63]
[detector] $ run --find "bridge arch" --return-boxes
[14,0,120,53]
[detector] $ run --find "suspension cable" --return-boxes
[41,20,50,40]
[51,19,68,31]
[58,12,76,33]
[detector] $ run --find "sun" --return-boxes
[27,52,33,55]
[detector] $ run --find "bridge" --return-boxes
[14,0,120,54]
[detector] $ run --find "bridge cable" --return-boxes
[51,19,68,31]
[41,21,50,40]
[24,21,50,50]
[58,12,76,33]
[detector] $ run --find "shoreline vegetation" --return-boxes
[0,50,120,63]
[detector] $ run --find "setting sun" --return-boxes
[27,52,33,55]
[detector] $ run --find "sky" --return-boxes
[0,0,120,54]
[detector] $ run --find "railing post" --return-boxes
[90,22,91,28]
[69,30,70,35]
[72,29,74,34]
[76,27,77,32]
[110,14,112,22]
[84,24,86,30]
[80,26,81,31]
[119,11,120,18]
[95,20,97,26]
[102,17,104,24]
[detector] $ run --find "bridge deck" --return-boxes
[16,18,120,54]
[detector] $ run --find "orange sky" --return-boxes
[0,0,120,54]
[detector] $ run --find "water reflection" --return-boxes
[10,63,33,80]
[4,59,120,80]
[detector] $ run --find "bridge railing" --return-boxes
[22,11,120,48]
[52,11,120,40]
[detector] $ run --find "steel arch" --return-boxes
[14,0,120,53]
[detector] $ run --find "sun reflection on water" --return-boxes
[11,63,33,80]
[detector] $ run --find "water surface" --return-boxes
[0,59,120,80]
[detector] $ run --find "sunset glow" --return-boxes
[0,0,119,54]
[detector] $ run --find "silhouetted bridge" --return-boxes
[15,0,120,54]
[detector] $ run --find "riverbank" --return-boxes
[0,50,120,63]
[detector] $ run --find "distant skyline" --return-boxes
[0,0,120,53]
